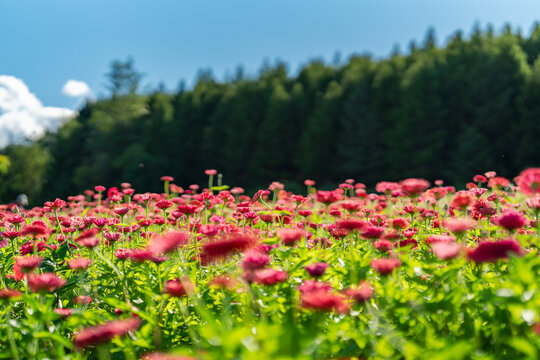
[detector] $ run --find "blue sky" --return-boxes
[1,0,540,143]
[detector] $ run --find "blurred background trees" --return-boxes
[1,26,540,204]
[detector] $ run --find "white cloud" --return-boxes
[62,79,92,98]
[0,75,76,148]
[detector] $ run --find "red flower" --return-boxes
[400,178,430,196]
[316,190,342,204]
[467,239,521,263]
[115,248,131,260]
[298,280,333,294]
[15,256,42,273]
[114,207,130,216]
[370,258,402,275]
[252,268,287,285]
[240,250,270,270]
[164,277,194,297]
[301,290,349,314]
[202,234,255,261]
[277,228,306,246]
[305,262,329,277]
[156,200,173,209]
[488,177,510,189]
[361,226,385,239]
[374,239,393,252]
[450,191,475,210]
[336,219,367,231]
[0,288,22,299]
[497,210,527,231]
[160,176,174,182]
[129,249,166,264]
[342,281,374,302]
[28,273,66,292]
[21,223,50,238]
[148,231,189,255]
[73,317,141,349]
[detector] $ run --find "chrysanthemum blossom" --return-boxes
[497,210,527,231]
[467,239,521,263]
[305,262,329,277]
[432,242,461,260]
[336,219,367,230]
[252,268,287,285]
[148,231,189,255]
[164,277,194,297]
[443,217,476,234]
[68,257,92,270]
[73,317,141,349]
[515,168,540,195]
[240,250,270,270]
[201,234,255,261]
[342,281,374,302]
[15,256,42,273]
[370,258,402,275]
[277,228,306,246]
[301,289,349,314]
[399,178,430,196]
[28,273,66,292]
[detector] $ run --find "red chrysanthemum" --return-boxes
[467,239,521,263]
[73,317,141,349]
[28,273,66,293]
[370,258,402,275]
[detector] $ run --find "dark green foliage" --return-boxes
[1,26,540,204]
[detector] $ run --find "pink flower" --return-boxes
[432,242,461,260]
[240,250,270,270]
[301,290,349,314]
[68,257,92,270]
[515,168,540,195]
[374,239,393,252]
[370,258,401,275]
[400,178,430,196]
[252,268,287,285]
[28,273,66,292]
[205,169,217,176]
[148,231,189,255]
[160,176,174,182]
[443,217,476,234]
[14,256,42,273]
[277,228,306,246]
[342,281,374,302]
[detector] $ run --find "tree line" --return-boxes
[1,25,540,204]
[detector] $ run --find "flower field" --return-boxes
[1,169,540,360]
